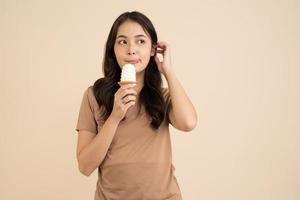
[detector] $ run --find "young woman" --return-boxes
[75,11,197,200]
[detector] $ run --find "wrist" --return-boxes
[163,67,175,80]
[108,114,122,124]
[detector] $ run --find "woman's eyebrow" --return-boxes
[116,34,146,39]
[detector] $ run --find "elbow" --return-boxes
[77,157,103,177]
[182,118,197,132]
[79,165,93,177]
[79,168,91,177]
[77,156,92,176]
[77,158,95,177]
[77,153,104,177]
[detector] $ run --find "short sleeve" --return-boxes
[75,87,98,134]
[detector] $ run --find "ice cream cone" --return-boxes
[119,63,137,86]
[118,81,137,86]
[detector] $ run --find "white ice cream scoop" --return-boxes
[118,64,137,86]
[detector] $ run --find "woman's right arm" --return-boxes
[76,84,137,176]
[76,115,120,176]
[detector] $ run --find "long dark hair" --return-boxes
[92,11,167,130]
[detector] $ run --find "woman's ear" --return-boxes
[151,44,157,56]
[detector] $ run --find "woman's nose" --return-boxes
[127,44,136,55]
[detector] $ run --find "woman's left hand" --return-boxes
[154,41,172,75]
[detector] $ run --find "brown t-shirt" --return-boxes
[76,86,182,200]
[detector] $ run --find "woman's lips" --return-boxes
[126,60,139,64]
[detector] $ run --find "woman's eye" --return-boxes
[117,39,145,45]
[118,40,127,44]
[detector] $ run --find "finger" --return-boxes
[156,47,166,52]
[124,100,135,110]
[115,84,136,98]
[116,84,136,96]
[122,95,136,103]
[120,83,136,89]
[119,88,137,99]
[156,42,168,48]
[156,49,164,53]
[122,94,137,102]
[155,55,161,63]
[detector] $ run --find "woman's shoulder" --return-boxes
[83,85,99,110]
[82,85,105,124]
[83,85,94,98]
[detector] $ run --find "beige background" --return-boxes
[1,0,299,199]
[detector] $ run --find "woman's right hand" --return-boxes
[110,84,137,121]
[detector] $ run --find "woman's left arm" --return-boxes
[154,42,198,132]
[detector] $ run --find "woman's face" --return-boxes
[114,20,155,74]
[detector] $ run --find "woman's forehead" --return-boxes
[116,20,150,39]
